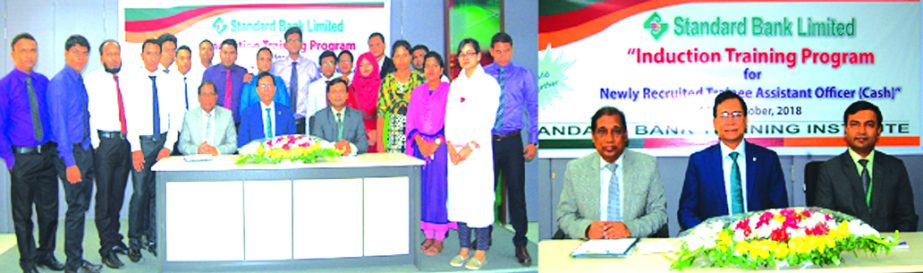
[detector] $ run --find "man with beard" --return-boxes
[85,39,131,269]
[815,101,918,232]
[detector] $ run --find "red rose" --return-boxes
[460,97,466,103]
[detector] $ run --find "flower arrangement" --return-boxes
[671,207,899,270]
[235,135,341,164]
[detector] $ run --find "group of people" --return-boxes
[1,27,539,272]
[557,93,918,243]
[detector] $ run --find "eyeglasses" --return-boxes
[339,59,353,64]
[459,52,477,59]
[594,127,624,136]
[719,111,744,119]
[258,83,274,89]
[286,39,302,43]
[322,61,336,66]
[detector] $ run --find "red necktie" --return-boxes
[114,75,127,135]
[224,69,232,109]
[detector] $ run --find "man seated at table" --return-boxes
[815,100,918,232]
[311,78,367,156]
[556,106,667,240]
[678,91,788,231]
[238,72,296,147]
[178,81,237,155]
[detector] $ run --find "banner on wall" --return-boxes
[118,0,390,73]
[538,0,921,157]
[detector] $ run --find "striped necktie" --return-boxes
[729,152,744,214]
[605,163,621,221]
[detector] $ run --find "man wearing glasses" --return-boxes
[306,50,341,134]
[273,27,320,134]
[556,106,667,241]
[237,72,296,147]
[678,91,789,231]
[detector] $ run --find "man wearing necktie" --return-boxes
[84,39,132,269]
[202,39,250,125]
[1,33,67,273]
[556,106,667,241]
[273,27,321,134]
[123,38,184,263]
[175,45,201,112]
[678,91,789,231]
[178,81,237,156]
[48,34,103,273]
[310,78,367,155]
[483,32,539,265]
[815,101,918,232]
[237,72,296,147]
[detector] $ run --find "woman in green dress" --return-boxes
[376,40,425,153]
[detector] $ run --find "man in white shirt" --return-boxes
[84,39,131,269]
[175,45,201,111]
[272,27,320,134]
[178,81,236,155]
[198,39,214,70]
[122,38,185,262]
[306,50,341,135]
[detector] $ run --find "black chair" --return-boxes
[804,161,824,207]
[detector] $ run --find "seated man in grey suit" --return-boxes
[556,106,667,239]
[178,81,237,155]
[310,78,368,155]
[816,100,918,232]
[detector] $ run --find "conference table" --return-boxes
[539,232,923,272]
[152,153,424,272]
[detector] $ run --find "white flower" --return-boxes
[848,220,880,237]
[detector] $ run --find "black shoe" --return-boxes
[128,248,142,263]
[147,241,158,256]
[64,260,102,273]
[21,265,39,273]
[515,246,532,266]
[36,256,66,271]
[113,242,130,255]
[101,251,124,269]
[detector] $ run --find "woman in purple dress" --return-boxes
[405,52,453,256]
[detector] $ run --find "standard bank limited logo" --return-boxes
[644,12,668,40]
[212,17,228,34]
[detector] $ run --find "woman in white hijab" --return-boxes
[444,38,500,270]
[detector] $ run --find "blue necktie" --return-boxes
[265,107,273,138]
[183,76,189,110]
[493,67,505,131]
[605,163,621,221]
[730,152,744,214]
[150,75,160,138]
[290,62,298,113]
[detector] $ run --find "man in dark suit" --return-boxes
[368,33,395,78]
[815,101,918,232]
[310,78,367,155]
[678,91,788,231]
[238,72,296,147]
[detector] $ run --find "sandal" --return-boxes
[420,239,433,252]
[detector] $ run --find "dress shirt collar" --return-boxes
[331,106,346,117]
[260,101,275,111]
[61,65,82,81]
[720,139,746,159]
[289,54,309,65]
[599,153,623,171]
[11,68,33,78]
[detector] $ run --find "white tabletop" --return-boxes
[152,152,424,172]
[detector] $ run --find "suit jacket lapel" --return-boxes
[870,153,885,213]
[582,154,601,221]
[744,143,757,211]
[621,151,638,219]
[708,145,729,216]
[838,152,866,213]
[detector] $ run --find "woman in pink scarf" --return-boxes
[347,52,381,153]
[405,51,454,256]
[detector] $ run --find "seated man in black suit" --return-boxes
[815,100,918,232]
